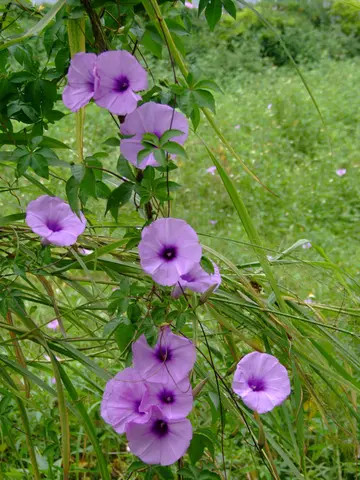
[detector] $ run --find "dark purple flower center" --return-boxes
[151,419,169,438]
[247,376,266,392]
[159,388,175,404]
[181,272,195,283]
[45,219,62,233]
[155,345,172,363]
[159,246,177,262]
[115,75,130,93]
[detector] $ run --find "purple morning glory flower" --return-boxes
[62,53,97,112]
[133,326,196,384]
[47,319,59,330]
[185,1,196,8]
[336,168,346,177]
[172,262,221,298]
[93,50,148,115]
[26,196,86,247]
[126,406,192,466]
[141,377,193,420]
[206,166,216,175]
[232,352,291,414]
[138,218,202,286]
[101,368,150,434]
[121,102,188,170]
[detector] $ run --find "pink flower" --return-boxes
[141,377,193,420]
[336,168,346,177]
[47,319,59,330]
[121,102,188,170]
[79,248,93,255]
[209,220,218,225]
[101,368,151,434]
[26,196,86,247]
[62,53,97,112]
[94,50,148,115]
[132,326,196,384]
[232,352,291,414]
[172,262,221,298]
[51,377,56,385]
[138,218,202,286]
[185,1,196,8]
[206,166,216,175]
[126,406,192,466]
[302,242,312,249]
[234,124,241,130]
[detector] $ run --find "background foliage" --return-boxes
[0,0,359,478]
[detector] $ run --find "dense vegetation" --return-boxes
[0,0,359,479]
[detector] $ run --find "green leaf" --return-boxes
[137,148,153,165]
[55,47,69,73]
[192,89,215,112]
[221,0,236,19]
[194,79,223,93]
[191,106,201,131]
[205,0,222,30]
[142,28,162,58]
[117,155,136,181]
[188,434,206,464]
[106,182,134,220]
[103,137,120,147]
[80,168,97,198]
[95,180,111,199]
[198,0,210,15]
[30,152,49,179]
[71,164,85,183]
[114,323,135,353]
[142,132,160,147]
[162,141,187,158]
[154,148,167,166]
[17,153,31,176]
[160,129,185,146]
[66,175,80,215]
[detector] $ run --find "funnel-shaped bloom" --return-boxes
[47,319,59,330]
[172,262,221,298]
[232,352,291,414]
[126,406,192,466]
[26,195,86,247]
[138,218,201,286]
[133,326,196,384]
[94,50,148,115]
[141,377,193,419]
[121,102,188,169]
[101,368,150,434]
[62,52,97,112]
